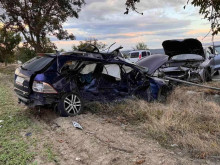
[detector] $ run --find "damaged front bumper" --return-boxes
[160,66,203,83]
[16,91,59,107]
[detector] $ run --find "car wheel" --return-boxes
[58,92,83,117]
[203,69,212,82]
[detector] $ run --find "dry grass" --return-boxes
[87,83,220,159]
[2,63,220,159]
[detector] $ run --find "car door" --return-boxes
[213,54,220,70]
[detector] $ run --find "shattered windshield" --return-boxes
[171,54,204,61]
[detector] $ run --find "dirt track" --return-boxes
[27,109,212,165]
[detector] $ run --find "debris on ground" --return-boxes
[135,159,146,164]
[75,157,81,161]
[0,120,3,123]
[72,121,83,130]
[57,139,64,143]
[170,144,178,147]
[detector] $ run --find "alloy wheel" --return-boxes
[64,94,81,115]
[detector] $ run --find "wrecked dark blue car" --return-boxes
[14,48,168,116]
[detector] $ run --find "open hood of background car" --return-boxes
[162,38,205,59]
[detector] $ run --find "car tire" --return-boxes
[58,92,84,117]
[203,69,212,82]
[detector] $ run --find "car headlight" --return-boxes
[32,81,57,94]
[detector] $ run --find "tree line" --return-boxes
[0,0,219,66]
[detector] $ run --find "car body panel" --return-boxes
[162,38,205,59]
[213,54,220,71]
[136,54,169,75]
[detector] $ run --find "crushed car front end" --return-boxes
[159,38,212,82]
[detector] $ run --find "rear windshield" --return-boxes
[130,52,139,58]
[21,56,54,71]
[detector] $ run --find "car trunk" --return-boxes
[14,56,55,98]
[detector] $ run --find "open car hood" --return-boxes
[162,38,205,59]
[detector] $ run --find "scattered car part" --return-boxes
[164,76,220,91]
[73,121,83,130]
[25,132,32,137]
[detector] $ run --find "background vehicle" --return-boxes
[14,47,167,117]
[158,38,220,82]
[204,45,220,72]
[205,45,220,55]
[128,50,151,63]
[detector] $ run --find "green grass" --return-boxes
[0,82,34,165]
[44,144,58,164]
[0,64,60,164]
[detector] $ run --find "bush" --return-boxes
[16,47,36,63]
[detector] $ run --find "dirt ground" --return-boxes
[25,108,217,165]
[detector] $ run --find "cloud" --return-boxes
[52,0,216,50]
[186,29,209,35]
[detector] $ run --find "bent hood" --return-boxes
[136,54,169,75]
[162,38,205,59]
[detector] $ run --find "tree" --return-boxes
[0,27,22,66]
[125,0,220,35]
[135,42,148,50]
[72,38,107,52]
[59,48,65,52]
[15,46,36,63]
[187,0,220,35]
[0,0,85,53]
[15,37,55,63]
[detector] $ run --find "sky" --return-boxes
[21,0,220,51]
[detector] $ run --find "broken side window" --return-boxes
[122,65,133,73]
[80,63,97,74]
[61,60,78,73]
[102,64,121,80]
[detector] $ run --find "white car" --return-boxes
[128,50,151,63]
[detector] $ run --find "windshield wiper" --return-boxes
[21,66,28,70]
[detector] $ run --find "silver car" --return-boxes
[136,39,220,83]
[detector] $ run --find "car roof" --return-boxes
[129,50,150,53]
